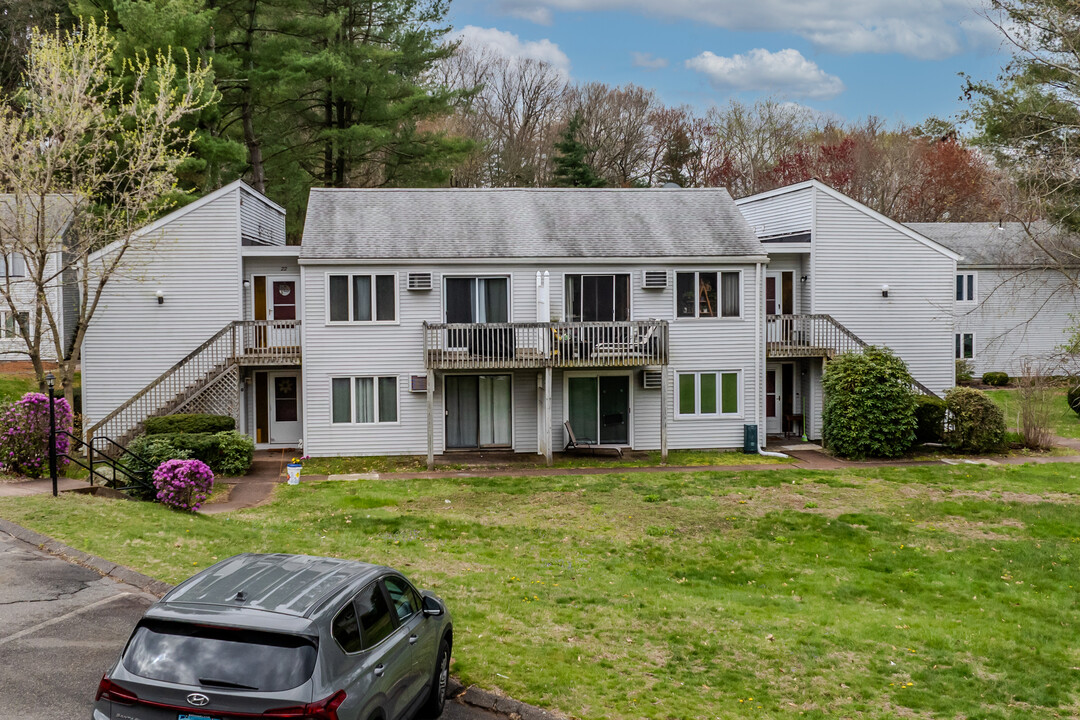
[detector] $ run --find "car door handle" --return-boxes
[409,635,418,645]
[373,664,385,677]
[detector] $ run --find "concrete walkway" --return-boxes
[200,448,291,514]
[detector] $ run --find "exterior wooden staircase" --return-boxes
[766,313,939,398]
[86,320,301,448]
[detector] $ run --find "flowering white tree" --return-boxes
[0,19,213,407]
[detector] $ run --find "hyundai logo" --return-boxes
[186,693,210,707]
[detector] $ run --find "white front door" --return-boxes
[268,372,302,446]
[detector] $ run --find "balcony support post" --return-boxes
[660,366,669,463]
[543,366,553,466]
[426,369,435,471]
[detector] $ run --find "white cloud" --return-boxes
[505,5,554,25]
[495,0,987,60]
[452,25,572,73]
[686,48,845,99]
[631,51,669,69]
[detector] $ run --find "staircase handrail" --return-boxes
[85,322,239,443]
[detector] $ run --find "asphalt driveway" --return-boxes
[0,530,502,720]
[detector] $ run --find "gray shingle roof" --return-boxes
[907,221,1061,267]
[300,187,765,260]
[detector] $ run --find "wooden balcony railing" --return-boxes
[767,314,940,398]
[423,320,668,370]
[766,314,867,359]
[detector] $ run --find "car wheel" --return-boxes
[418,639,450,718]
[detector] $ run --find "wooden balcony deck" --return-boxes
[766,314,866,359]
[235,321,302,365]
[423,320,668,370]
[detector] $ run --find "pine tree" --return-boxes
[551,112,606,187]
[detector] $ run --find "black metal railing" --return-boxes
[54,430,155,498]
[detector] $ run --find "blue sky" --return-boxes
[447,0,1011,125]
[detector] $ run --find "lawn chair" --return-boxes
[589,324,657,359]
[564,420,623,458]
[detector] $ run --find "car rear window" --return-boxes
[123,620,317,691]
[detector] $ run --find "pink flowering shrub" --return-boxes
[0,392,73,478]
[152,459,215,512]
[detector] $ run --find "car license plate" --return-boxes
[178,715,217,720]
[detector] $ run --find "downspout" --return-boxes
[756,259,787,458]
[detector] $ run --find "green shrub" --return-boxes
[914,394,947,444]
[822,346,918,459]
[982,371,1009,386]
[955,359,974,384]
[1068,382,1080,417]
[944,387,1006,454]
[127,430,253,476]
[144,413,235,435]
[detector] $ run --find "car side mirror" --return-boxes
[422,595,443,617]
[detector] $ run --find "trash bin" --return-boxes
[743,424,758,454]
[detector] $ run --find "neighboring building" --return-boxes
[737,180,959,440]
[907,221,1079,377]
[0,194,78,363]
[81,180,966,462]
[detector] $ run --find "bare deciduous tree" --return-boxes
[0,19,213,406]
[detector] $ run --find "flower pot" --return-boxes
[286,463,302,485]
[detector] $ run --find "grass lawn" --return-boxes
[986,387,1080,439]
[0,372,38,402]
[3,464,1080,718]
[302,449,791,476]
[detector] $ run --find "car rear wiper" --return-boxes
[198,677,258,690]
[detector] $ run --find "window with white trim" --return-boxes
[955,333,975,360]
[676,271,740,318]
[2,311,27,339]
[331,376,398,424]
[956,273,976,302]
[677,371,740,416]
[327,274,396,323]
[1,253,25,279]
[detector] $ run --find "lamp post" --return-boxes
[46,372,56,497]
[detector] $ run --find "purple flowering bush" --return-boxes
[152,459,215,512]
[0,392,73,477]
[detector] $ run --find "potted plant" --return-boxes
[286,455,309,485]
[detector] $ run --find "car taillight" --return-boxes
[264,690,347,720]
[95,675,138,705]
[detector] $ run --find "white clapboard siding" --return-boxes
[736,185,813,240]
[810,189,956,395]
[300,261,763,457]
[239,187,287,246]
[81,188,249,427]
[956,268,1078,376]
[0,250,65,362]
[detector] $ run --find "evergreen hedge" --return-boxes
[129,430,253,477]
[821,347,918,459]
[144,413,235,435]
[944,387,1006,453]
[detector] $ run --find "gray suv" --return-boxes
[92,553,452,720]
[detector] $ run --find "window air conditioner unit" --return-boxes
[641,369,663,389]
[407,272,433,290]
[642,270,668,289]
[409,374,428,392]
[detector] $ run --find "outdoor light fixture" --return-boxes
[800,275,808,283]
[156,289,165,304]
[243,280,251,289]
[881,284,890,298]
[45,372,54,389]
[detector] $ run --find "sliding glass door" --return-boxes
[445,375,512,449]
[567,375,629,445]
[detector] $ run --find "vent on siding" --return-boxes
[641,370,663,389]
[409,374,428,393]
[642,270,668,289]
[407,272,433,291]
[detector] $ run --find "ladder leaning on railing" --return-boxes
[85,320,301,447]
